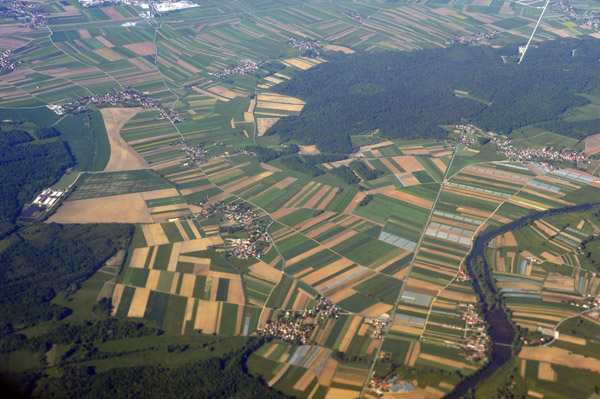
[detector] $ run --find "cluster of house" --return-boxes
[77,0,123,7]
[262,315,312,344]
[456,269,470,282]
[446,30,500,45]
[370,375,415,395]
[181,142,257,167]
[287,37,322,57]
[461,304,488,362]
[1,0,46,28]
[491,138,591,165]
[557,0,600,31]
[223,205,268,260]
[0,50,16,70]
[62,88,182,122]
[343,10,369,22]
[367,318,387,340]
[32,188,65,208]
[209,59,267,79]
[261,297,341,344]
[570,294,600,310]
[304,296,340,320]
[456,133,478,148]
[195,201,268,259]
[181,143,208,166]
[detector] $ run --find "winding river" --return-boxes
[446,202,600,398]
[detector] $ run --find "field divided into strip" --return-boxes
[366,156,600,393]
[1,0,593,110]
[487,210,600,334]
[6,1,600,398]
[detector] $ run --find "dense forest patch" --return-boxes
[267,38,600,153]
[0,126,74,238]
[0,223,133,329]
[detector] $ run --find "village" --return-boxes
[0,49,16,70]
[569,293,600,311]
[367,318,387,340]
[491,137,591,165]
[343,10,369,23]
[369,375,416,395]
[76,0,124,7]
[0,0,47,28]
[76,0,198,13]
[287,37,323,57]
[209,59,268,80]
[180,141,257,167]
[194,200,269,260]
[446,30,500,45]
[461,304,489,363]
[558,0,600,32]
[261,296,341,345]
[61,88,182,122]
[454,124,591,166]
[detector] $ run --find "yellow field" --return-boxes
[48,193,153,224]
[127,287,150,318]
[538,362,556,382]
[146,269,161,290]
[142,223,169,246]
[194,300,220,334]
[179,236,223,252]
[129,247,150,268]
[338,316,362,352]
[519,346,600,372]
[418,353,477,370]
[248,262,282,283]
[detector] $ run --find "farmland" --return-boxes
[2,0,600,398]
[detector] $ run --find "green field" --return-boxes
[68,170,172,200]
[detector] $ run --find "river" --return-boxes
[446,202,600,398]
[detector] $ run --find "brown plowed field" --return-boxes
[101,108,148,171]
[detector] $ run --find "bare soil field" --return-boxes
[194,300,220,334]
[129,247,150,268]
[257,117,279,136]
[519,346,600,372]
[584,133,600,155]
[101,108,149,171]
[418,353,477,370]
[48,192,153,223]
[299,145,321,155]
[142,223,169,246]
[324,44,355,54]
[260,162,282,173]
[127,287,150,318]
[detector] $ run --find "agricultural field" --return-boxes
[3,0,600,398]
[486,210,600,338]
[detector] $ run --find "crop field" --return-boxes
[112,224,273,335]
[486,210,600,333]
[5,0,600,397]
[68,170,172,200]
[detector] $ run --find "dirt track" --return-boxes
[101,108,149,171]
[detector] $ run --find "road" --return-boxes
[518,0,551,64]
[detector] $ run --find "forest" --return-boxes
[22,337,290,399]
[0,126,74,238]
[0,223,133,329]
[267,38,600,153]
